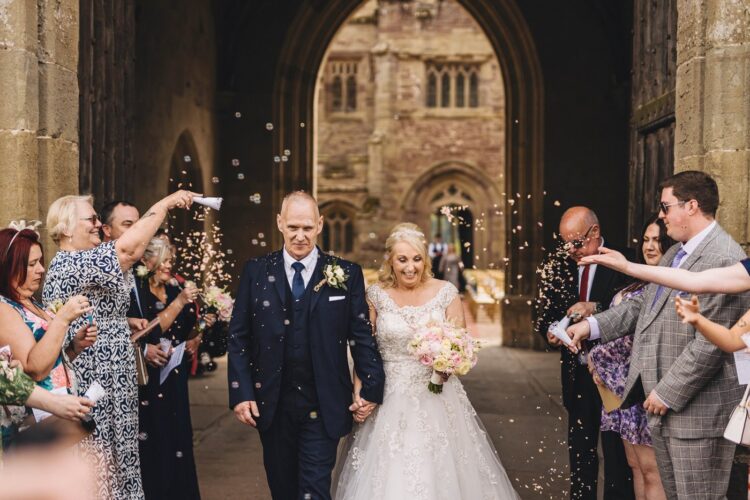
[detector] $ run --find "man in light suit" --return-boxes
[568,171,750,499]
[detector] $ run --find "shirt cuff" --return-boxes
[653,391,670,409]
[586,316,601,340]
[143,344,148,356]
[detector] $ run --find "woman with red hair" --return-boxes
[0,224,97,450]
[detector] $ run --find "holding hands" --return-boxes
[350,377,376,423]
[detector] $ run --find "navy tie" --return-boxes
[291,261,305,301]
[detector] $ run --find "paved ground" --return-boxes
[190,346,576,500]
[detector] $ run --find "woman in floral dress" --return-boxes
[42,190,198,499]
[589,215,674,500]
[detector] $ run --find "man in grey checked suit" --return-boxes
[567,171,749,499]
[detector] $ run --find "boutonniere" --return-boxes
[46,299,64,315]
[135,265,149,279]
[314,260,349,292]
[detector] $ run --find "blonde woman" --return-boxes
[334,223,519,499]
[42,190,198,500]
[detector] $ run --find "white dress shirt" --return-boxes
[282,246,319,290]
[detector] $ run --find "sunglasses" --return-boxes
[80,214,100,224]
[658,200,686,215]
[564,225,595,250]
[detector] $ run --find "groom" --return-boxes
[228,191,385,499]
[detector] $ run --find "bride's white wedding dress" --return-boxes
[333,282,519,500]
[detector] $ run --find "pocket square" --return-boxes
[329,296,346,302]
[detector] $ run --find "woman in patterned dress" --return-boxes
[589,215,673,500]
[0,226,96,449]
[42,190,198,500]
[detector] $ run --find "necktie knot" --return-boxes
[672,248,687,268]
[292,262,305,273]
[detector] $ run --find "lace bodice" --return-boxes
[366,282,459,396]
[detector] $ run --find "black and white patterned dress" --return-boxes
[43,242,143,499]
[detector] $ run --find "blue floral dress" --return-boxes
[43,242,143,499]
[0,296,74,449]
[589,286,651,446]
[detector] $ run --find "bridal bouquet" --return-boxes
[407,321,481,394]
[201,286,234,322]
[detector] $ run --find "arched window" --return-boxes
[322,205,355,254]
[346,75,357,111]
[328,60,359,114]
[440,72,451,108]
[425,62,481,109]
[455,72,466,107]
[331,76,343,112]
[469,72,479,107]
[426,72,438,107]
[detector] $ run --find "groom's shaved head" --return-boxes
[278,191,323,260]
[279,191,319,219]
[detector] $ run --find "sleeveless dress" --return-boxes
[43,242,143,499]
[0,296,75,449]
[333,282,519,500]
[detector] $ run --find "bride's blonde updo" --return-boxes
[377,223,433,288]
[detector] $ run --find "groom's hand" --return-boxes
[349,397,376,423]
[234,401,260,427]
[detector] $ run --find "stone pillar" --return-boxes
[0,0,79,247]
[675,0,750,246]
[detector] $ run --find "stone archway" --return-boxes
[271,0,543,346]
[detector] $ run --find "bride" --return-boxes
[334,223,519,499]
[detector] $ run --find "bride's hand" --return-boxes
[438,371,450,382]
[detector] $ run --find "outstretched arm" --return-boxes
[582,249,750,294]
[675,296,748,352]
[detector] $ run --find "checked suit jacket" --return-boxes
[594,223,750,438]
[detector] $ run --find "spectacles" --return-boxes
[564,225,595,250]
[658,201,686,214]
[80,214,100,224]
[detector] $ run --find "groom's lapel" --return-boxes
[270,251,287,308]
[309,249,327,313]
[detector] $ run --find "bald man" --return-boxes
[534,206,634,500]
[227,191,385,499]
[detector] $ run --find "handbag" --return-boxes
[724,384,750,446]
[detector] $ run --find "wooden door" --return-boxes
[628,0,677,241]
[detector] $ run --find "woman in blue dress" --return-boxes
[42,190,198,500]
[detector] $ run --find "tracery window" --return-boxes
[322,205,354,254]
[425,63,481,109]
[328,60,359,113]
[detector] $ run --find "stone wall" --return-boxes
[133,0,218,211]
[316,0,505,268]
[675,0,750,247]
[0,0,79,249]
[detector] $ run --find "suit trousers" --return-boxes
[568,364,634,500]
[259,393,339,500]
[650,425,735,500]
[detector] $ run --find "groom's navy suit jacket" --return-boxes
[228,248,385,439]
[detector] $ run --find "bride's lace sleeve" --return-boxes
[365,283,382,311]
[438,282,460,310]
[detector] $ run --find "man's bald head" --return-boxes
[559,206,602,262]
[279,191,320,219]
[277,191,323,260]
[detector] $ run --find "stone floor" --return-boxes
[190,346,576,500]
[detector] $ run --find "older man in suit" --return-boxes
[534,206,634,500]
[568,171,750,499]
